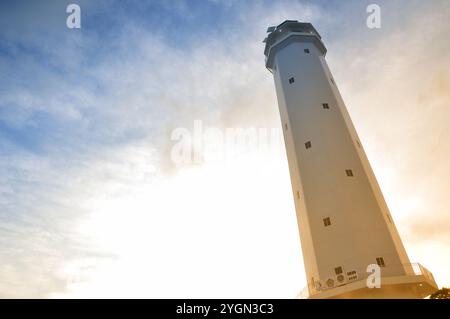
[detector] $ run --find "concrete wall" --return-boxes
[271,39,411,290]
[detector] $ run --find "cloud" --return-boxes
[0,0,320,297]
[325,0,450,287]
[0,0,449,297]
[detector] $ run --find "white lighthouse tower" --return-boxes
[264,20,438,298]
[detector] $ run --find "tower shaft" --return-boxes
[264,20,437,298]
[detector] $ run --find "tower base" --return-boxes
[298,263,438,299]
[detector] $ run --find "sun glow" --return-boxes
[52,150,304,298]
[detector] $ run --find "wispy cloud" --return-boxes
[0,0,449,297]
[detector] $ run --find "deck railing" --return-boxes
[298,262,435,299]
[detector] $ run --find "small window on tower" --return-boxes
[323,217,331,227]
[296,191,300,199]
[335,267,343,275]
[305,141,312,149]
[322,103,330,109]
[304,48,310,54]
[330,77,335,85]
[376,257,386,267]
[289,77,295,84]
[284,123,288,131]
[345,169,354,177]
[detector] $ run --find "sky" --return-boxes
[0,0,449,298]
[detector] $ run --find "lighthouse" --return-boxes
[264,20,438,298]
